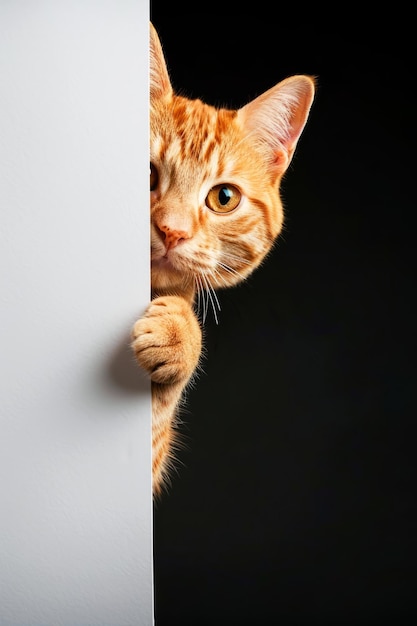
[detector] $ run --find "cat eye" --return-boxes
[150,163,158,191]
[205,184,241,213]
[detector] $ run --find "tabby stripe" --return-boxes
[248,196,279,242]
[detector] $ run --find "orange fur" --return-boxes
[132,23,315,496]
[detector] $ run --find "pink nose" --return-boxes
[157,225,190,251]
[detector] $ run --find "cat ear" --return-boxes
[238,75,315,173]
[150,22,173,100]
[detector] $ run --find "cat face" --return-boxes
[150,96,284,296]
[150,23,315,299]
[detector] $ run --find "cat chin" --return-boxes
[151,260,193,296]
[151,256,180,277]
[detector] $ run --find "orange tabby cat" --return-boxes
[132,23,315,496]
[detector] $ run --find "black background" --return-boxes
[150,4,416,625]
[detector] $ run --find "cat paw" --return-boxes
[131,296,202,385]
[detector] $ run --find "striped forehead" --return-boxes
[153,96,238,170]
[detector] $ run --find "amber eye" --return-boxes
[205,184,241,213]
[150,163,158,191]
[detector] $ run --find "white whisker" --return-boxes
[196,274,208,322]
[191,249,250,323]
[208,266,229,288]
[194,275,202,318]
[201,273,219,325]
[220,251,252,265]
[200,275,208,322]
[205,272,221,312]
[217,261,247,282]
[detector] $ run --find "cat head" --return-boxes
[150,22,315,304]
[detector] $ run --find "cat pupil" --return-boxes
[219,187,231,205]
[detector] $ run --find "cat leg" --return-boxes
[131,295,202,494]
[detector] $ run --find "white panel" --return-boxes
[0,2,152,625]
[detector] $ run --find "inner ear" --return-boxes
[238,75,315,170]
[273,147,288,170]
